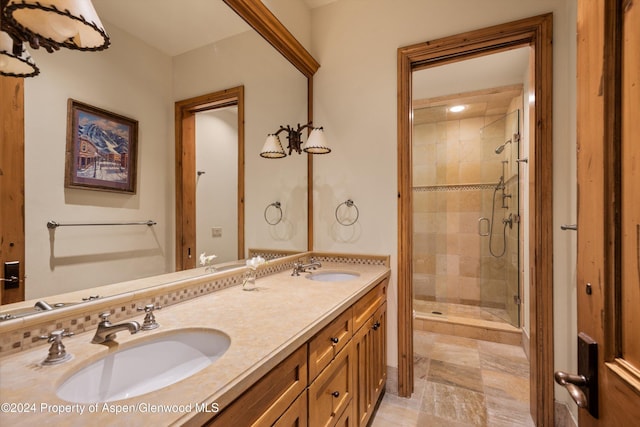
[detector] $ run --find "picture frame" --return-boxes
[65,99,138,193]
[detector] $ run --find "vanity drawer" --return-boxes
[353,278,387,331]
[308,307,353,381]
[308,344,355,427]
[273,389,308,427]
[206,345,307,427]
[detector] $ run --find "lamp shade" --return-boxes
[303,127,331,154]
[0,31,39,77]
[260,134,286,158]
[5,0,110,50]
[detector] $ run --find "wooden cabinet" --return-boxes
[309,308,353,381]
[274,390,308,427]
[205,345,307,427]
[205,275,388,427]
[353,280,388,427]
[308,344,356,427]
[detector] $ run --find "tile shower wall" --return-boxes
[413,100,521,323]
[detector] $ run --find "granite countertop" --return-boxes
[0,262,390,426]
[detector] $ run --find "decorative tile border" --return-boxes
[0,252,387,357]
[0,255,299,357]
[312,252,390,267]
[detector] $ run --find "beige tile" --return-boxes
[485,395,535,426]
[421,381,487,425]
[482,369,530,402]
[428,360,483,392]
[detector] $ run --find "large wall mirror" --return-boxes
[0,0,316,305]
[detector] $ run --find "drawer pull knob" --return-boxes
[372,321,381,331]
[331,391,340,398]
[330,337,339,344]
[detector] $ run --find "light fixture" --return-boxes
[449,105,466,113]
[260,122,330,159]
[0,0,110,77]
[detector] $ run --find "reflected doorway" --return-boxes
[195,107,239,263]
[175,86,245,271]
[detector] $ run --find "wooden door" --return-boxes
[572,0,640,425]
[0,76,26,304]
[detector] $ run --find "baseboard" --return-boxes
[522,328,530,360]
[554,401,578,427]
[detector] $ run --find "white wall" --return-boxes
[310,0,577,417]
[196,109,238,262]
[24,25,174,298]
[173,29,308,254]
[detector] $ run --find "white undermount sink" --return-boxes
[56,329,230,403]
[306,271,360,282]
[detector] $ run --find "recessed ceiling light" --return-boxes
[449,105,466,113]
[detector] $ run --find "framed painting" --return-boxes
[65,99,138,193]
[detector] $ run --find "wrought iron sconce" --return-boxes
[260,122,330,159]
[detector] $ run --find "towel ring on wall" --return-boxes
[264,202,283,225]
[335,199,359,226]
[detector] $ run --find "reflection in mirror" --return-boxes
[196,106,239,264]
[5,1,309,303]
[411,47,528,328]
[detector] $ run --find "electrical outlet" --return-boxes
[211,227,222,238]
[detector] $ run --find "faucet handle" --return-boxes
[137,304,162,313]
[38,329,74,365]
[98,312,112,323]
[39,329,74,343]
[137,304,161,330]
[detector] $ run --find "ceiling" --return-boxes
[412,47,530,123]
[92,0,251,57]
[93,0,336,57]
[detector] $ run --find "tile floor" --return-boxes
[371,331,535,426]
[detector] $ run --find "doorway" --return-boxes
[397,14,554,425]
[175,86,245,271]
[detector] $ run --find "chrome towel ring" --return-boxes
[335,199,359,226]
[264,201,283,225]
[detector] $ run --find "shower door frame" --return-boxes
[397,13,554,426]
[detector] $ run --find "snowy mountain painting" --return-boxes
[66,100,138,193]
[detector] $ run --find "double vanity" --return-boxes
[0,252,389,426]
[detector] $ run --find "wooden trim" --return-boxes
[307,76,314,251]
[225,0,316,252]
[223,0,320,78]
[175,86,245,270]
[0,77,26,304]
[397,14,554,426]
[396,43,414,398]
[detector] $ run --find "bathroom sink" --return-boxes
[306,271,360,282]
[56,329,230,403]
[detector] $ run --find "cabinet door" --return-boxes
[308,344,355,427]
[371,302,387,402]
[353,317,373,426]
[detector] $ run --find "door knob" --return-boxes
[554,371,588,407]
[554,333,599,418]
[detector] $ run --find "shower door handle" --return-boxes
[478,217,490,236]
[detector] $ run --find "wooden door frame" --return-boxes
[175,87,245,270]
[0,77,26,304]
[397,14,554,425]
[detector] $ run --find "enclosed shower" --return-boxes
[412,94,522,329]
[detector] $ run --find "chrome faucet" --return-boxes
[92,312,140,344]
[291,259,322,276]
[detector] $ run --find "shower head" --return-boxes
[494,139,512,154]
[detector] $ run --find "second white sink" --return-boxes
[57,329,230,403]
[306,271,360,282]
